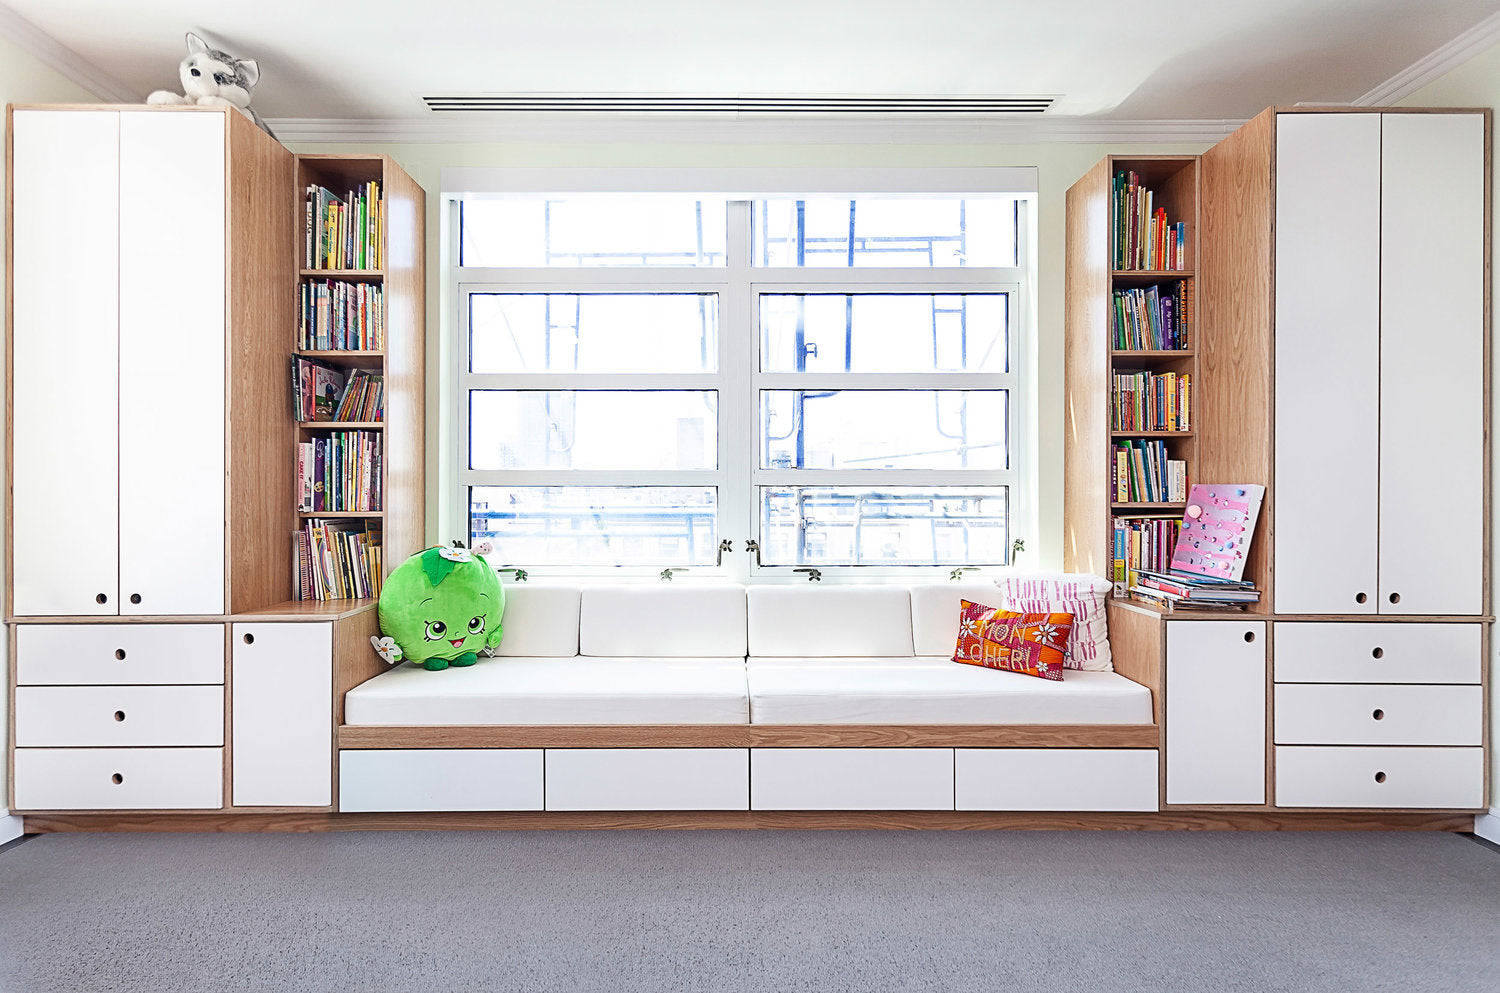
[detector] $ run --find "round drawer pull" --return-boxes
[115,649,127,661]
[1371,709,1385,721]
[95,593,109,605]
[1355,592,1368,604]
[129,593,142,605]
[1388,592,1401,605]
[1371,647,1384,659]
[113,710,126,722]
[1374,771,1387,784]
[242,633,255,646]
[1243,630,1256,643]
[111,773,124,785]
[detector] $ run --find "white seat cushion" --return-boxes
[345,657,750,725]
[746,657,1152,725]
[580,585,747,657]
[494,585,582,657]
[746,586,913,657]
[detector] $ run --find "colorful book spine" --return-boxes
[1111,439,1187,504]
[1111,372,1192,431]
[1110,516,1182,583]
[1111,172,1188,272]
[1111,280,1191,350]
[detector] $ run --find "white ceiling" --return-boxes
[5,0,1500,125]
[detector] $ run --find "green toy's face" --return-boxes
[378,547,506,665]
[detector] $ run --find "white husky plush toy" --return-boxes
[147,32,274,137]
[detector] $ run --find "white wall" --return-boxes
[1399,44,1500,809]
[0,34,105,824]
[283,138,1210,563]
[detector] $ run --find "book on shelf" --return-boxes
[291,356,346,422]
[1168,483,1266,581]
[296,519,383,601]
[1111,439,1187,504]
[299,279,385,350]
[333,370,385,422]
[1111,516,1181,584]
[1113,282,1191,350]
[1112,371,1191,432]
[304,181,383,271]
[1128,568,1260,610]
[296,431,383,513]
[1112,171,1187,271]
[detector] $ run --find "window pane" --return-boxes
[471,486,717,566]
[760,486,1008,566]
[753,198,1017,267]
[761,390,1005,470]
[471,391,717,470]
[461,199,727,267]
[470,293,719,374]
[760,294,1008,373]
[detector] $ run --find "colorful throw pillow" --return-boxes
[952,600,1074,681]
[994,572,1112,671]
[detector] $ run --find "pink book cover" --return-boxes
[1168,483,1265,580]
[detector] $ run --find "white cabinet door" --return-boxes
[10,110,121,616]
[545,749,749,811]
[751,748,954,810]
[117,111,227,615]
[1273,113,1382,615]
[1378,113,1486,616]
[955,749,1158,811]
[340,750,544,812]
[231,623,332,806]
[1165,621,1266,804]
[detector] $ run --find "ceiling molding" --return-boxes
[0,2,138,103]
[266,115,1247,146]
[1355,8,1500,105]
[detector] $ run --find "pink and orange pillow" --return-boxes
[952,599,1075,681]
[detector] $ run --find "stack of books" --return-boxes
[1129,569,1260,611]
[332,371,384,422]
[292,360,385,424]
[295,519,382,600]
[305,182,383,270]
[1112,517,1181,583]
[1112,371,1191,431]
[296,431,383,513]
[1112,282,1191,350]
[1111,439,1187,503]
[1112,172,1187,271]
[299,280,384,350]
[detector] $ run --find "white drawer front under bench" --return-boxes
[1274,684,1481,746]
[956,749,1159,812]
[14,685,224,747]
[1275,746,1483,809]
[546,748,749,811]
[15,623,224,685]
[13,747,223,810]
[1273,622,1481,684]
[339,749,544,812]
[752,748,954,810]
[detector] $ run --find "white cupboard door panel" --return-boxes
[1275,746,1482,809]
[10,110,121,616]
[1273,622,1480,684]
[14,685,223,746]
[545,749,748,811]
[955,749,1158,811]
[340,750,544,812]
[15,623,224,685]
[118,111,227,615]
[1274,684,1481,746]
[752,748,954,810]
[232,623,332,806]
[1166,621,1266,804]
[13,748,222,810]
[1273,112,1382,615]
[1379,113,1486,615]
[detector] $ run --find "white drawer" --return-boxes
[956,749,1159,811]
[1273,622,1480,684]
[1275,746,1483,809]
[15,623,224,685]
[13,747,223,810]
[14,685,224,746]
[545,749,748,811]
[340,749,543,812]
[752,748,954,810]
[1274,683,1481,746]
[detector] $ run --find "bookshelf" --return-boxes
[1064,155,1200,596]
[292,154,425,601]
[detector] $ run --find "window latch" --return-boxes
[497,567,529,583]
[793,567,822,582]
[660,568,688,582]
[744,539,762,566]
[949,566,980,581]
[715,539,733,566]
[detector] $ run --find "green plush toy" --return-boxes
[371,545,506,671]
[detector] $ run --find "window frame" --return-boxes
[447,172,1036,582]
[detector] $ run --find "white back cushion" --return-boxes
[494,585,581,658]
[746,586,913,657]
[579,585,747,657]
[909,583,1011,657]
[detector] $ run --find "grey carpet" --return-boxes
[0,830,1497,993]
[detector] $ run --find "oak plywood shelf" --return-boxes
[1112,349,1195,360]
[300,269,383,279]
[298,511,384,519]
[1111,431,1192,438]
[297,421,384,430]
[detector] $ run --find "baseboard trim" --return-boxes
[0,813,23,846]
[1474,807,1500,844]
[21,810,1476,834]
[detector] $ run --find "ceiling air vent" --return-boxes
[422,95,1053,114]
